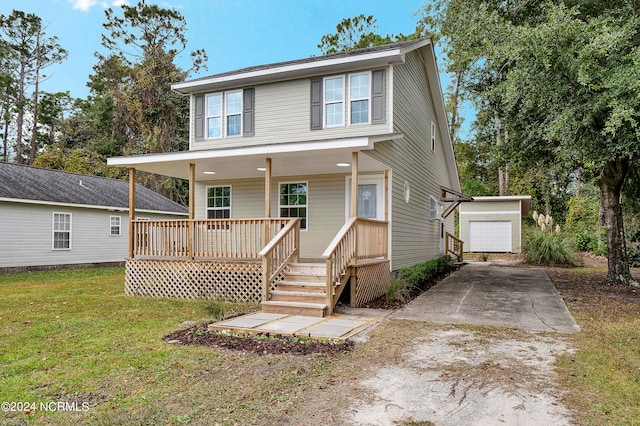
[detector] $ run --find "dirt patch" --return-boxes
[164,324,354,356]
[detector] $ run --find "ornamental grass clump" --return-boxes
[523,227,576,266]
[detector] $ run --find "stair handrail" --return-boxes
[322,217,358,316]
[259,218,301,301]
[445,232,464,262]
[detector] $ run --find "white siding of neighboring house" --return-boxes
[459,199,523,253]
[366,48,455,270]
[195,173,350,259]
[190,68,391,150]
[0,201,183,268]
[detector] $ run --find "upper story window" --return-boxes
[52,212,71,250]
[195,88,254,142]
[310,69,385,131]
[324,76,344,127]
[350,73,370,124]
[226,91,242,136]
[206,94,222,138]
[207,186,231,219]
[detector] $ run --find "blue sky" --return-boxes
[1,0,429,100]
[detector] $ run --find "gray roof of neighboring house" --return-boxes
[0,162,188,214]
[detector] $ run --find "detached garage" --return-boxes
[459,196,531,253]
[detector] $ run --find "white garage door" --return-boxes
[469,221,512,252]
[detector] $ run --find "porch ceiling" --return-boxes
[108,136,396,181]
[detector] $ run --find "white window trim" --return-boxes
[206,185,232,219]
[278,181,309,231]
[205,91,243,139]
[52,212,72,251]
[205,93,222,139]
[225,90,243,137]
[110,215,121,236]
[429,195,441,220]
[348,71,372,126]
[323,75,345,128]
[431,121,436,152]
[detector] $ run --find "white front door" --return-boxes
[345,176,385,220]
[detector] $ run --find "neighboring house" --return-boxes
[458,196,532,254]
[0,162,188,272]
[108,38,462,317]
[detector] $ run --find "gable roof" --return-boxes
[172,38,432,94]
[0,162,187,214]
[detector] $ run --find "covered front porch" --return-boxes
[110,139,393,317]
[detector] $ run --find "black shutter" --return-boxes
[371,69,386,124]
[194,94,205,141]
[243,88,255,136]
[310,77,323,130]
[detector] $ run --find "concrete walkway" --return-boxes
[393,263,580,334]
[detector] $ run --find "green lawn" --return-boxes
[1,267,639,425]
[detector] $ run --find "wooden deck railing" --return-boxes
[258,218,301,301]
[322,218,388,315]
[131,218,290,259]
[445,232,464,262]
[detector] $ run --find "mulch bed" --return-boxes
[164,264,459,355]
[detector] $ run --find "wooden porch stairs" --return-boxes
[261,263,338,317]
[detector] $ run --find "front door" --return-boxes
[346,176,385,220]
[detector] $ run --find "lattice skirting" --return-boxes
[352,261,391,308]
[125,259,281,302]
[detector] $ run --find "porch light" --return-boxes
[202,171,216,175]
[336,162,351,167]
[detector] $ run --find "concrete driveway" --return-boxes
[392,263,580,334]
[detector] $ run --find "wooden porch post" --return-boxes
[351,152,358,218]
[188,163,195,260]
[264,157,272,244]
[128,168,136,259]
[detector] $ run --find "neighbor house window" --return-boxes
[324,76,344,127]
[207,186,231,219]
[350,73,370,124]
[110,215,121,236]
[431,121,436,152]
[279,182,308,230]
[225,91,242,136]
[206,93,222,138]
[52,213,71,250]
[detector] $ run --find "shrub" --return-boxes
[523,228,575,266]
[574,231,594,252]
[205,301,225,321]
[386,256,451,301]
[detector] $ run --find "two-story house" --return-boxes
[108,38,462,317]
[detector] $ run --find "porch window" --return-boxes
[52,212,71,250]
[110,215,121,236]
[226,91,242,136]
[324,76,344,127]
[350,73,370,124]
[207,186,231,219]
[206,93,222,138]
[279,182,308,230]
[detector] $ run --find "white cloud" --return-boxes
[69,0,98,12]
[69,0,128,12]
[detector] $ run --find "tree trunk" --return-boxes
[597,158,638,287]
[2,119,9,162]
[495,110,503,195]
[29,31,41,165]
[15,62,26,164]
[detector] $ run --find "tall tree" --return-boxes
[318,14,423,55]
[423,0,640,286]
[89,0,206,199]
[0,10,66,164]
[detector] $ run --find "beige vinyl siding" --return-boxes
[459,200,523,253]
[0,202,178,268]
[195,174,347,258]
[366,49,454,270]
[190,69,391,150]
